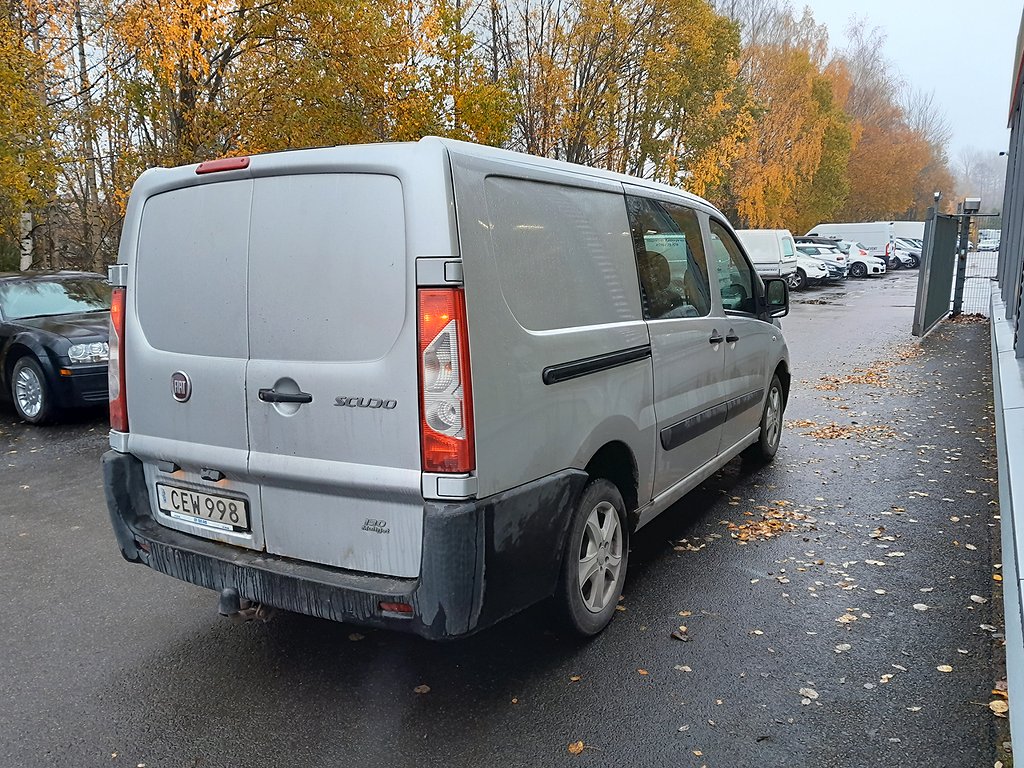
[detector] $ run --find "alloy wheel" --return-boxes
[14,365,43,419]
[577,501,623,614]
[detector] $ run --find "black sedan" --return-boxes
[0,271,110,424]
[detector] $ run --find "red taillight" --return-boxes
[418,288,474,473]
[196,156,249,174]
[109,286,128,432]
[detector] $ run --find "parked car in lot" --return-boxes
[887,245,918,269]
[795,243,848,280]
[795,237,885,278]
[787,252,830,290]
[101,137,792,640]
[895,237,922,264]
[805,221,915,270]
[0,270,110,424]
[837,241,886,277]
[978,238,1000,252]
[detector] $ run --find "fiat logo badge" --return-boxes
[171,371,192,403]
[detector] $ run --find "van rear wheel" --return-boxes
[743,374,784,464]
[556,479,628,636]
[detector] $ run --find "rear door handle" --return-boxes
[726,331,740,343]
[258,388,312,404]
[709,332,724,344]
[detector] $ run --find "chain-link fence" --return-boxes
[956,250,1000,316]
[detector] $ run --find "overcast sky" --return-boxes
[799,0,1021,162]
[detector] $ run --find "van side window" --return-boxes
[782,237,795,257]
[625,196,712,319]
[483,177,642,330]
[708,220,758,315]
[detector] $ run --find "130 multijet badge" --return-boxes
[362,518,390,534]
[171,371,191,403]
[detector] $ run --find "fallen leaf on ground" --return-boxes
[799,687,819,700]
[568,741,585,755]
[990,700,1009,715]
[913,604,929,611]
[637,669,649,676]
[414,684,431,694]
[348,633,365,641]
[834,643,851,653]
[837,614,858,624]
[569,675,582,682]
[971,595,988,604]
[937,665,953,673]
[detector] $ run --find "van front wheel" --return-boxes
[556,479,628,636]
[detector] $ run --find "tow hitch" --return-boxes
[217,587,277,623]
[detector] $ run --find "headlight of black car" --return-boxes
[68,342,109,363]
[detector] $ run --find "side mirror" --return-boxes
[763,278,789,318]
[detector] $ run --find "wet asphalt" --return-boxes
[0,271,1010,768]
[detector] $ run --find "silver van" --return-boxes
[102,138,791,639]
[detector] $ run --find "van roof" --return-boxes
[131,136,720,219]
[430,137,713,210]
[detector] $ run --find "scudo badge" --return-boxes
[171,371,192,403]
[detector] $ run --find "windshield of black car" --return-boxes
[0,278,111,320]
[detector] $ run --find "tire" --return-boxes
[908,255,919,268]
[850,262,867,278]
[10,356,55,425]
[556,479,628,637]
[890,257,902,270]
[743,374,784,463]
[787,268,806,291]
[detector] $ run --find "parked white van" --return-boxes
[805,222,916,269]
[102,138,792,639]
[735,229,799,279]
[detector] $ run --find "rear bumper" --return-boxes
[102,450,586,639]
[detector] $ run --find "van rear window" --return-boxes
[136,180,251,358]
[483,178,641,331]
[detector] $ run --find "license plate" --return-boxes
[156,484,250,532]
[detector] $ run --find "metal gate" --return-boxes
[913,207,1001,336]
[913,209,959,337]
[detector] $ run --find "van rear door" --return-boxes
[244,173,424,578]
[128,178,268,552]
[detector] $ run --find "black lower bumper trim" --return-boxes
[102,451,586,639]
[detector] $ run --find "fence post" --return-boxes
[952,211,972,316]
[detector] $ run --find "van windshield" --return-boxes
[0,277,111,320]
